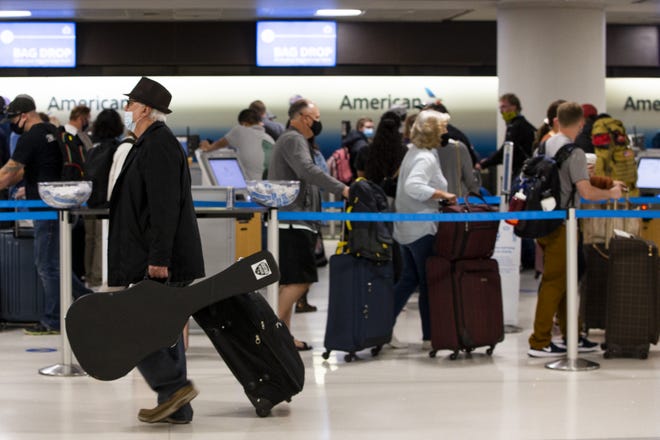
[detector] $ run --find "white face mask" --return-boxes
[123,111,135,132]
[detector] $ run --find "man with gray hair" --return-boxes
[108,77,205,424]
[268,99,349,351]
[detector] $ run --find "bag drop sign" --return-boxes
[0,22,76,68]
[257,21,336,67]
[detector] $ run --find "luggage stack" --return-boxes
[322,178,395,362]
[603,235,660,359]
[426,196,504,360]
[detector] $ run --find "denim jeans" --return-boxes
[34,219,91,330]
[393,234,435,341]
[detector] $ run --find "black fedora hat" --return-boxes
[124,77,172,114]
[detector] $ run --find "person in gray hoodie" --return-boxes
[268,99,348,351]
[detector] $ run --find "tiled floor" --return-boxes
[3,247,660,439]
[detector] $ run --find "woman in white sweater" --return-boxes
[392,110,456,349]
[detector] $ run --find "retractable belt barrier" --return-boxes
[1,197,660,222]
[4,196,660,376]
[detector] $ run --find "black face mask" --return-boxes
[10,116,25,135]
[82,122,90,132]
[310,119,323,137]
[440,133,450,147]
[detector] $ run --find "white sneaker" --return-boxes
[387,335,408,349]
[421,340,432,351]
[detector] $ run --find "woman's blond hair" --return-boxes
[410,110,450,150]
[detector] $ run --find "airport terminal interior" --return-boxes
[1,1,660,439]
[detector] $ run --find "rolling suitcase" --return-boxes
[322,253,394,362]
[427,256,504,359]
[193,291,305,417]
[0,230,45,323]
[434,194,499,261]
[582,244,609,332]
[604,235,659,359]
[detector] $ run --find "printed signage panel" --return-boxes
[257,21,336,67]
[0,22,76,68]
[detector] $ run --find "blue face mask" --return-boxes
[363,127,374,138]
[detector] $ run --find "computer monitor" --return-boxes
[207,157,248,188]
[636,157,660,191]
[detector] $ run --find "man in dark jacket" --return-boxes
[477,93,536,181]
[109,77,204,425]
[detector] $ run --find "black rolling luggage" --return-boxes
[193,291,305,417]
[604,235,659,359]
[582,244,609,332]
[322,253,394,362]
[0,230,45,323]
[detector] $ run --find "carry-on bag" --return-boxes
[0,230,45,323]
[193,291,305,417]
[426,256,504,359]
[581,243,609,332]
[322,253,394,362]
[604,234,659,359]
[434,193,499,260]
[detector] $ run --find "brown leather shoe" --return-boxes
[138,383,198,423]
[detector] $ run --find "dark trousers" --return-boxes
[393,234,435,341]
[135,280,193,421]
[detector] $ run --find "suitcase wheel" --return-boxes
[639,351,648,360]
[486,346,495,356]
[248,394,273,418]
[429,350,437,359]
[344,353,357,363]
[321,351,330,360]
[449,351,459,361]
[370,346,382,357]
[603,350,612,359]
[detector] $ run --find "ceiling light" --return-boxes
[314,9,363,17]
[0,10,32,18]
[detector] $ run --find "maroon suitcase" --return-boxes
[426,256,504,359]
[434,195,499,261]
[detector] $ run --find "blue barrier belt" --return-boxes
[0,211,57,221]
[3,199,660,222]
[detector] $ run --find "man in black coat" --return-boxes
[477,93,536,182]
[108,77,204,425]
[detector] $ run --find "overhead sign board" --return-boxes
[256,21,336,67]
[0,22,76,68]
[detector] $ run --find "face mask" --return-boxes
[10,116,25,135]
[82,121,90,132]
[440,133,450,147]
[363,127,374,138]
[501,111,517,123]
[123,111,136,132]
[310,119,323,137]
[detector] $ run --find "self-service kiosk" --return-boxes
[194,149,262,272]
[636,155,660,246]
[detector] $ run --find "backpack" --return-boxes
[339,178,393,261]
[326,146,354,184]
[591,117,637,193]
[84,138,121,208]
[508,143,576,239]
[57,126,87,181]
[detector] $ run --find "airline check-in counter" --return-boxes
[194,149,262,277]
